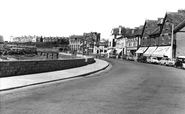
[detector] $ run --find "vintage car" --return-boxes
[137,56,147,63]
[174,56,185,69]
[159,57,169,65]
[166,58,175,66]
[146,57,160,64]
[108,51,117,58]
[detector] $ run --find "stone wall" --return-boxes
[0,58,95,77]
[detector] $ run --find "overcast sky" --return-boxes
[0,0,185,41]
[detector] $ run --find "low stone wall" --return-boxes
[0,58,95,77]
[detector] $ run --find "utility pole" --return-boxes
[171,23,174,59]
[170,23,174,59]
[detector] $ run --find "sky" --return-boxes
[0,0,185,41]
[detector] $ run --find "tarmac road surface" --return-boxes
[1,58,185,114]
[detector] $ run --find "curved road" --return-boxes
[1,59,185,114]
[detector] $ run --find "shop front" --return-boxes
[151,46,171,58]
[143,46,157,57]
[126,47,137,60]
[136,47,148,54]
[115,48,123,58]
[135,47,148,57]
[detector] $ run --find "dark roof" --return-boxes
[69,35,83,39]
[149,28,160,36]
[132,26,143,36]
[161,12,185,34]
[174,19,185,32]
[124,28,134,38]
[142,20,158,38]
[149,18,164,36]
[112,28,119,35]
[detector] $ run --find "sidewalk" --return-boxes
[0,59,109,91]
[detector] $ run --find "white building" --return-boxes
[9,35,37,43]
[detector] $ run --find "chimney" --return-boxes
[157,18,163,25]
[158,18,163,21]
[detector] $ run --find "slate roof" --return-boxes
[124,28,134,38]
[149,18,163,36]
[161,11,185,34]
[174,19,185,32]
[69,35,83,39]
[142,20,158,38]
[132,26,143,36]
[149,28,160,36]
[112,28,119,35]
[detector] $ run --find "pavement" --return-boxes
[0,59,109,91]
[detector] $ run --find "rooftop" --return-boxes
[161,11,185,34]
[142,20,158,38]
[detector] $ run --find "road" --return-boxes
[1,58,185,114]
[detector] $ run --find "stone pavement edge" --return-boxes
[0,59,109,91]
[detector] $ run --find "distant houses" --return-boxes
[69,32,101,55]
[1,31,102,55]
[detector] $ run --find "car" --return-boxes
[166,58,175,66]
[146,57,151,63]
[126,55,134,61]
[174,56,185,69]
[137,56,147,63]
[159,57,169,65]
[147,57,160,64]
[109,53,117,58]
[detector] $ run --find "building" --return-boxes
[110,26,127,58]
[69,35,84,52]
[158,11,185,58]
[95,39,109,54]
[110,9,185,60]
[36,36,69,52]
[10,35,37,43]
[146,10,185,59]
[174,19,185,56]
[0,35,4,52]
[83,32,101,54]
[126,26,143,60]
[136,10,185,59]
[136,19,159,59]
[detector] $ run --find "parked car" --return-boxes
[159,57,169,65]
[147,57,160,64]
[126,55,135,61]
[174,56,185,69]
[166,58,175,66]
[146,57,151,63]
[109,52,117,58]
[100,53,106,58]
[137,56,147,63]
